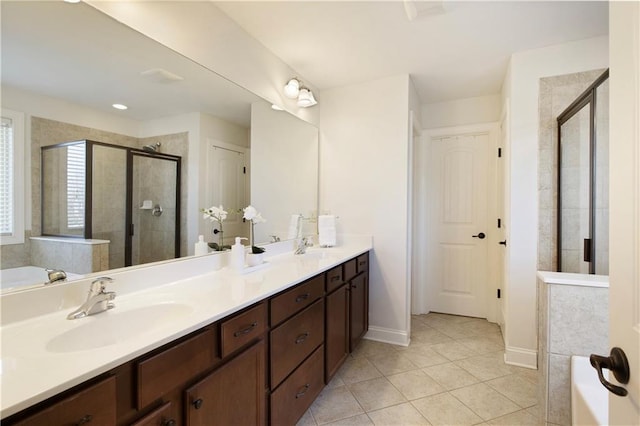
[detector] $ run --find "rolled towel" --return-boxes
[287,214,301,240]
[318,215,337,247]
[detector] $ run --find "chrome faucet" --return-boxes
[67,277,116,320]
[45,268,67,284]
[294,236,313,255]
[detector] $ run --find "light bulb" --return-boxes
[284,78,300,99]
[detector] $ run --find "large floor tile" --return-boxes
[454,353,515,381]
[398,344,450,368]
[348,377,407,412]
[408,328,454,346]
[485,409,539,425]
[351,340,399,359]
[297,409,318,426]
[324,414,374,426]
[387,369,446,400]
[367,402,432,425]
[450,383,521,421]
[487,374,538,408]
[368,352,419,376]
[456,336,504,354]
[411,392,483,426]
[429,341,479,361]
[423,362,480,391]
[310,386,365,425]
[338,356,383,384]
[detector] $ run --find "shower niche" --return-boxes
[41,140,181,269]
[557,70,609,274]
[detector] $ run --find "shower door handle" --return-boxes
[590,347,630,397]
[584,238,592,262]
[129,223,135,236]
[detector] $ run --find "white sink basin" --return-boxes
[46,302,193,353]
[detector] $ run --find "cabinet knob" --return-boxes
[75,415,93,425]
[193,398,204,409]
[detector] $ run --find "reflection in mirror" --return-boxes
[0,0,319,292]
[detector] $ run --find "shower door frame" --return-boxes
[556,69,609,274]
[125,149,181,267]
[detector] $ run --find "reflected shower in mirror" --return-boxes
[557,70,609,275]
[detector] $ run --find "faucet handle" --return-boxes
[90,276,114,293]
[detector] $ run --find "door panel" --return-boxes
[609,2,640,423]
[427,133,489,318]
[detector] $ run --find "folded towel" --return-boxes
[318,215,337,247]
[287,214,301,240]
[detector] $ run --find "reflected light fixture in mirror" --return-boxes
[283,78,317,108]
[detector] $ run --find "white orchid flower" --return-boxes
[243,205,258,221]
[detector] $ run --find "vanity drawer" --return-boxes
[270,299,324,388]
[12,376,116,426]
[221,302,267,357]
[137,327,219,409]
[131,401,174,426]
[270,345,324,426]
[357,253,369,274]
[325,264,344,293]
[343,258,357,282]
[271,275,324,326]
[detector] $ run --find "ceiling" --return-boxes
[215,1,609,104]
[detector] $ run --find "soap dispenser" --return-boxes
[231,237,248,270]
[195,235,208,256]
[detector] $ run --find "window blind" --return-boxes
[0,117,14,235]
[66,144,85,229]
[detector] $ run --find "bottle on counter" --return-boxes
[195,235,208,256]
[231,237,248,270]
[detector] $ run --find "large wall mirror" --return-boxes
[0,1,319,292]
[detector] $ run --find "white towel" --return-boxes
[287,214,301,240]
[318,215,337,247]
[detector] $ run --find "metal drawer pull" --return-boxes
[76,415,93,425]
[295,332,310,344]
[295,293,310,303]
[162,420,176,426]
[330,276,340,282]
[233,322,258,337]
[359,261,366,266]
[295,384,310,399]
[192,398,204,409]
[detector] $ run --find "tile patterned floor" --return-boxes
[297,313,540,426]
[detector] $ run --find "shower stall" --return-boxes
[41,140,181,269]
[557,70,609,274]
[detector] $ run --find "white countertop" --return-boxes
[0,238,372,418]
[536,271,609,288]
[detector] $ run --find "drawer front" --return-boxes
[221,303,267,358]
[271,299,324,388]
[343,258,357,282]
[325,265,344,293]
[270,275,324,326]
[356,253,369,274]
[14,376,116,426]
[131,402,174,426]
[270,345,324,426]
[137,327,218,409]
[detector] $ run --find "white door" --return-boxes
[608,2,640,423]
[427,132,490,318]
[206,143,248,246]
[496,113,508,327]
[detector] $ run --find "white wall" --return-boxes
[319,74,412,345]
[501,35,608,367]
[421,94,501,129]
[87,1,319,127]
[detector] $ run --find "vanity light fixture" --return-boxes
[112,103,128,110]
[283,78,318,108]
[63,0,82,3]
[271,104,284,111]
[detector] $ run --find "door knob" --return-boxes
[472,232,486,239]
[590,347,630,397]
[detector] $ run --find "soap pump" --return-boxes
[195,235,208,256]
[231,237,248,270]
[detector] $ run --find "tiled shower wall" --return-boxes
[537,69,606,271]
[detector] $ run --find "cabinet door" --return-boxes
[185,340,265,426]
[349,273,368,352]
[325,284,349,383]
[131,402,177,426]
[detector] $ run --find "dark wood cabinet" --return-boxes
[325,283,349,383]
[185,340,266,426]
[5,251,370,426]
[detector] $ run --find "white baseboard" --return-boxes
[504,345,538,369]
[364,326,410,347]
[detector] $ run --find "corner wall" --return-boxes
[319,74,412,345]
[501,36,608,367]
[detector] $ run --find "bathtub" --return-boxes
[0,266,83,293]
[572,355,608,425]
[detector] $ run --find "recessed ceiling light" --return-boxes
[112,104,128,110]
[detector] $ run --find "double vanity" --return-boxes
[1,239,371,425]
